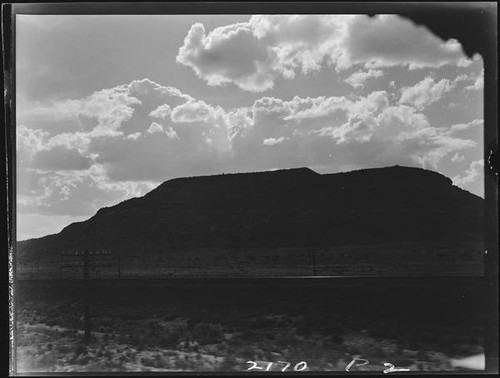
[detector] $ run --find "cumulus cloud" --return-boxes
[263,137,286,146]
[232,90,476,172]
[17,125,49,160]
[345,69,384,89]
[129,78,191,106]
[453,159,484,185]
[448,119,484,135]
[282,96,350,121]
[453,74,469,84]
[126,132,142,140]
[451,153,465,163]
[17,125,93,171]
[465,69,484,91]
[147,122,164,134]
[16,80,208,225]
[149,104,172,119]
[20,85,142,136]
[176,21,275,92]
[46,132,93,154]
[343,15,468,69]
[32,145,93,171]
[170,100,216,123]
[176,15,469,92]
[19,78,479,185]
[146,122,178,139]
[410,134,476,169]
[453,160,484,197]
[17,78,482,239]
[399,76,455,110]
[164,126,179,140]
[17,161,159,218]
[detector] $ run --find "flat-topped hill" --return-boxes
[16,166,484,278]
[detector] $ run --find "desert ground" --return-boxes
[16,242,484,279]
[15,277,485,373]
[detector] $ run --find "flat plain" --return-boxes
[15,277,486,372]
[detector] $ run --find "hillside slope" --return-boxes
[17,166,484,277]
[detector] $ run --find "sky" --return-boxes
[16,14,484,240]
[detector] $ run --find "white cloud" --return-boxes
[453,74,469,84]
[149,104,172,119]
[170,100,216,123]
[345,69,384,89]
[20,80,478,184]
[263,137,286,146]
[46,132,93,154]
[146,122,178,139]
[177,15,469,92]
[346,90,390,119]
[17,125,94,171]
[234,90,476,172]
[126,132,142,140]
[32,145,93,171]
[164,126,179,140]
[17,125,49,160]
[451,153,465,163]
[343,15,467,70]
[17,161,159,218]
[411,134,476,169]
[448,119,483,135]
[147,122,164,134]
[17,82,150,148]
[77,87,141,134]
[129,78,192,105]
[176,21,276,92]
[452,160,484,197]
[17,78,482,238]
[453,159,484,185]
[21,85,141,135]
[283,96,349,121]
[465,69,484,91]
[399,76,455,110]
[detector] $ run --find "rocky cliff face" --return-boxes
[17,166,484,262]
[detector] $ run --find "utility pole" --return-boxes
[310,247,317,276]
[117,250,121,279]
[82,250,90,344]
[61,249,113,344]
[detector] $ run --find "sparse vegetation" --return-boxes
[15,279,485,373]
[17,242,484,279]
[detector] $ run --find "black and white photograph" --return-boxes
[5,2,498,375]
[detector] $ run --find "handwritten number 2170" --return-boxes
[247,360,307,372]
